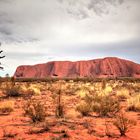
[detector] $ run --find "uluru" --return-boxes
[14,57,140,78]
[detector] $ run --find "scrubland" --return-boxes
[0,78,140,140]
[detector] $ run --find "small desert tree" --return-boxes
[0,43,5,70]
[51,81,65,118]
[55,89,64,118]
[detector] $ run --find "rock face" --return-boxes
[14,57,140,78]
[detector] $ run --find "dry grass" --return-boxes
[116,88,130,101]
[0,101,14,114]
[127,94,140,112]
[76,101,91,116]
[0,78,139,139]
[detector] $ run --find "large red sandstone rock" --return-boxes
[14,57,140,78]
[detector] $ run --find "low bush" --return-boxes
[76,101,91,116]
[24,99,47,122]
[92,95,120,117]
[4,79,21,97]
[5,86,20,97]
[76,93,120,117]
[113,112,136,136]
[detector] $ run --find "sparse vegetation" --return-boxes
[0,78,139,139]
[77,93,120,117]
[92,95,120,117]
[5,86,20,97]
[24,98,47,122]
[113,112,136,136]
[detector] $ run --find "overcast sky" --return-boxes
[0,0,140,76]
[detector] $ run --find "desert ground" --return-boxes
[0,78,140,140]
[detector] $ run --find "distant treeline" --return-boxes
[0,77,140,83]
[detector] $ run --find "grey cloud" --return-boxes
[0,0,138,44]
[58,0,125,19]
[87,0,123,16]
[0,27,11,36]
[66,8,89,19]
[0,0,54,43]
[0,12,13,36]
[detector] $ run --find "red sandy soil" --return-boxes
[0,91,140,140]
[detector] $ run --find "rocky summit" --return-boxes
[14,57,140,78]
